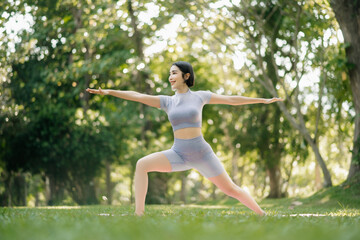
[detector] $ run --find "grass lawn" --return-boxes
[1,184,359,240]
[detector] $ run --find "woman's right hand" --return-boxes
[86,87,109,95]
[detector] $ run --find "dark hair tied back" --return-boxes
[172,61,195,87]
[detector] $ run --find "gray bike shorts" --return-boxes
[161,135,225,178]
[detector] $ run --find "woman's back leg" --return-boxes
[208,171,265,216]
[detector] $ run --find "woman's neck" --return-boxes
[176,86,189,94]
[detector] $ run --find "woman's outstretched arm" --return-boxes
[208,93,283,105]
[86,87,161,108]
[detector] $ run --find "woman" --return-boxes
[86,61,283,216]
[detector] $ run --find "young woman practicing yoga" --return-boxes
[86,61,283,216]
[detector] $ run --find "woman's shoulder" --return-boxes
[193,89,212,93]
[191,90,212,104]
[192,89,212,96]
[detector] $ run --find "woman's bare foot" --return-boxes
[259,210,266,216]
[135,211,144,216]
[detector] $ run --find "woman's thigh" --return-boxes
[136,152,172,173]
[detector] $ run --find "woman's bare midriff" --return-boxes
[174,127,202,139]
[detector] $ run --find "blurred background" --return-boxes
[0,0,359,207]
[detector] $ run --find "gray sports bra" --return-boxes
[159,89,212,131]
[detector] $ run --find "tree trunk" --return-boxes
[330,0,360,181]
[180,172,187,204]
[45,175,51,205]
[266,165,281,198]
[231,152,240,186]
[266,99,283,198]
[86,181,98,204]
[147,173,168,204]
[315,161,322,190]
[211,183,216,201]
[105,160,113,205]
[5,172,12,207]
[282,157,295,196]
[13,172,27,206]
[223,126,241,185]
[302,129,332,187]
[47,175,65,205]
[197,175,205,201]
[314,65,326,190]
[130,169,134,204]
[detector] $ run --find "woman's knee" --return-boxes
[136,157,149,173]
[135,152,171,173]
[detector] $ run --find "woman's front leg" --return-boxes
[134,152,172,216]
[208,171,265,216]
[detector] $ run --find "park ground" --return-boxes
[1,182,359,240]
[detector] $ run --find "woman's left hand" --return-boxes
[264,97,284,104]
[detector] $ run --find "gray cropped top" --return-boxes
[159,89,212,131]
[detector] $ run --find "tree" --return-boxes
[330,0,360,181]
[191,0,337,187]
[1,0,130,205]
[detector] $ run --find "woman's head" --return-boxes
[170,61,195,88]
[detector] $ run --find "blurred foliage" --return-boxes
[0,0,356,206]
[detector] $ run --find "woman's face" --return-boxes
[169,65,187,91]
